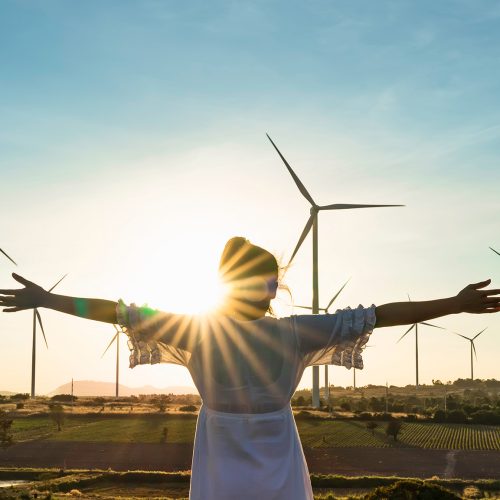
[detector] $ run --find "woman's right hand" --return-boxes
[0,273,48,312]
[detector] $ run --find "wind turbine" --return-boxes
[453,328,487,380]
[267,133,404,407]
[490,247,500,256]
[101,324,122,398]
[30,274,67,397]
[0,248,17,266]
[294,278,350,407]
[397,294,445,389]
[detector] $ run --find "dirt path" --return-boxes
[1,441,499,479]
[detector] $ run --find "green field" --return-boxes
[10,416,500,450]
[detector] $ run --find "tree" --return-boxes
[366,421,378,435]
[0,410,13,448]
[385,420,402,441]
[153,394,171,413]
[49,404,65,431]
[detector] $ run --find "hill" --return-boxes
[48,380,198,397]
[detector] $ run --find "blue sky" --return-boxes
[1,0,499,394]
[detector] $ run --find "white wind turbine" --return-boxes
[267,133,404,407]
[30,274,68,397]
[294,278,350,407]
[101,324,122,398]
[453,328,487,380]
[397,294,445,389]
[0,248,17,266]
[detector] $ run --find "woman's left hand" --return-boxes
[455,279,500,314]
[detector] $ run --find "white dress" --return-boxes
[117,301,376,500]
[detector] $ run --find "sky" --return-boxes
[0,0,499,395]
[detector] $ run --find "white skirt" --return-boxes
[189,405,313,500]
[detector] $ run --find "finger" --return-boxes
[483,298,500,305]
[12,273,35,287]
[485,307,500,313]
[0,298,16,306]
[468,279,491,289]
[482,289,500,296]
[2,307,23,312]
[0,290,18,295]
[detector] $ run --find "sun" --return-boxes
[143,259,228,316]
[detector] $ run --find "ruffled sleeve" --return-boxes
[294,304,376,369]
[116,300,198,368]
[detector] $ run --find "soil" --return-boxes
[1,441,500,479]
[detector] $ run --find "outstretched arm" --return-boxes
[0,273,117,324]
[375,279,500,328]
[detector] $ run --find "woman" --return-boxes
[1,236,499,500]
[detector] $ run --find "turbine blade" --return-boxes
[101,333,118,358]
[288,213,314,266]
[266,134,316,206]
[489,247,500,256]
[0,248,17,266]
[397,323,415,343]
[35,309,48,349]
[113,324,121,334]
[420,322,445,330]
[48,273,68,292]
[473,327,487,340]
[453,331,471,341]
[472,341,478,360]
[325,278,350,312]
[294,305,313,310]
[319,203,405,210]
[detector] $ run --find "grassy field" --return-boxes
[9,415,500,450]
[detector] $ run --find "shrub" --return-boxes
[16,402,24,410]
[364,479,459,499]
[366,421,378,435]
[470,410,500,425]
[9,393,29,401]
[447,409,468,424]
[434,409,446,422]
[178,405,197,412]
[51,394,77,403]
[385,420,402,441]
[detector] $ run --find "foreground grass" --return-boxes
[1,469,500,499]
[9,414,500,449]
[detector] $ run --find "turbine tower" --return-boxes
[397,294,445,389]
[30,274,67,397]
[0,248,17,266]
[267,133,404,407]
[101,325,122,398]
[454,328,487,380]
[294,278,350,408]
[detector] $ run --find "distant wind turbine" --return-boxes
[30,274,68,397]
[101,325,122,398]
[397,294,445,389]
[267,133,404,407]
[490,247,500,256]
[0,248,17,266]
[294,278,350,407]
[453,328,487,380]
